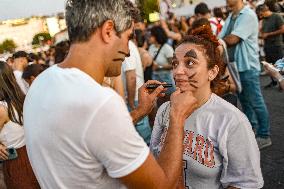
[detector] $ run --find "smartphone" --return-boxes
[8,148,18,160]
[0,148,18,162]
[146,83,173,89]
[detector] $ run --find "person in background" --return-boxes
[262,60,284,90]
[122,38,152,145]
[22,64,49,86]
[134,29,153,71]
[194,2,220,36]
[220,0,271,149]
[258,3,284,88]
[148,26,175,100]
[0,61,40,189]
[54,40,70,64]
[12,51,30,94]
[211,7,225,36]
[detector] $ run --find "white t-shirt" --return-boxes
[148,43,174,67]
[209,17,225,36]
[24,65,149,189]
[13,70,29,94]
[0,102,25,149]
[122,41,144,101]
[150,93,263,189]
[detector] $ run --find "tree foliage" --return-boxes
[32,32,51,45]
[138,0,159,22]
[0,39,17,53]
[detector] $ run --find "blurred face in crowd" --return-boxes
[13,57,28,68]
[149,34,157,45]
[226,0,240,10]
[172,43,218,94]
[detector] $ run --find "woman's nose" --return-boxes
[174,63,186,75]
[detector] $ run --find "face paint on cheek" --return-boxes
[188,71,198,89]
[118,51,130,57]
[112,51,130,62]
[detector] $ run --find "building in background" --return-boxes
[0,15,67,51]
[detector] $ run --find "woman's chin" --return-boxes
[177,85,196,93]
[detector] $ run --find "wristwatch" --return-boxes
[158,65,163,69]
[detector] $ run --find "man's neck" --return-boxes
[13,63,25,71]
[59,43,105,85]
[264,11,273,18]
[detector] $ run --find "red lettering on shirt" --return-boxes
[204,139,215,168]
[183,131,194,156]
[193,135,205,163]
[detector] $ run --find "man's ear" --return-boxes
[208,65,219,81]
[101,20,116,44]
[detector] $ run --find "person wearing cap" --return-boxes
[194,2,223,36]
[12,51,30,94]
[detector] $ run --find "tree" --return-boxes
[32,32,51,45]
[138,0,159,22]
[0,39,17,53]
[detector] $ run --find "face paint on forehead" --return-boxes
[184,49,197,59]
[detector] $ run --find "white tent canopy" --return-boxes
[171,0,226,17]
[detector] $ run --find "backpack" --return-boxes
[210,18,223,36]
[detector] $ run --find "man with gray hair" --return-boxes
[23,0,197,188]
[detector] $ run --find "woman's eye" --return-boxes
[171,61,178,68]
[186,60,195,67]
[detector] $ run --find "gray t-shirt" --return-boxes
[262,13,284,48]
[150,94,263,189]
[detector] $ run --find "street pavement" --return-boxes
[0,75,282,189]
[260,76,284,189]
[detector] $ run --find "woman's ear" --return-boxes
[208,65,219,81]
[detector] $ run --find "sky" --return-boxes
[0,0,66,21]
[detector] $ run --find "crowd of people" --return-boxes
[0,0,283,188]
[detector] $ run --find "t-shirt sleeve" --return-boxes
[150,102,170,157]
[231,14,257,41]
[219,116,264,189]
[275,14,284,29]
[164,45,174,59]
[84,93,149,178]
[122,47,136,72]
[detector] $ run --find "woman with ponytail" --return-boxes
[150,26,263,189]
[0,61,40,188]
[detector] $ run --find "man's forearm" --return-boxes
[157,115,185,188]
[267,28,284,38]
[130,107,145,125]
[223,34,240,46]
[126,70,136,110]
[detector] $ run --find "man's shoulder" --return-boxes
[240,6,257,18]
[28,65,117,103]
